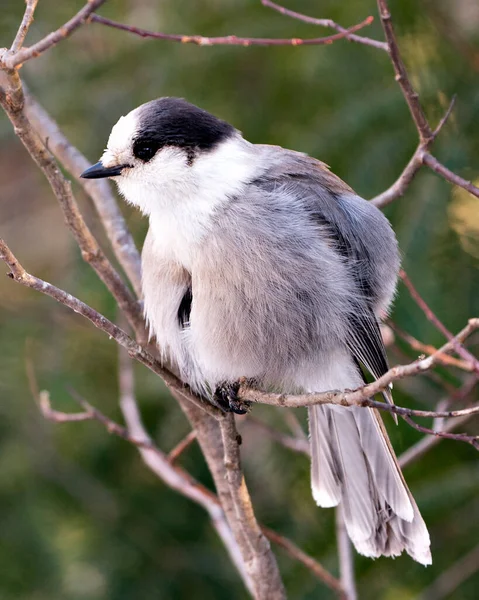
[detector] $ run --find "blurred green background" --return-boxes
[1,1,478,598]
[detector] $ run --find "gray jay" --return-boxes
[81,97,431,565]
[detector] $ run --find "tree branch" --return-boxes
[0,70,144,335]
[167,430,197,464]
[238,319,479,413]
[261,0,387,51]
[422,152,479,199]
[24,90,142,297]
[2,0,107,69]
[400,270,479,374]
[390,322,472,372]
[10,0,39,54]
[336,507,357,600]
[0,237,222,421]
[2,237,477,448]
[370,97,456,208]
[376,0,432,142]
[420,543,479,600]
[220,413,286,599]
[89,13,374,47]
[263,527,344,597]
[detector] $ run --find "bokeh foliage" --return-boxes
[0,1,478,598]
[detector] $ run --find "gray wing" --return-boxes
[252,146,400,397]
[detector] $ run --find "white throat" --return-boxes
[125,135,260,270]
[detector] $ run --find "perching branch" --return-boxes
[1,236,477,445]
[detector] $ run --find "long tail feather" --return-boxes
[309,403,431,565]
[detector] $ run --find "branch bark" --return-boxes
[90,13,374,47]
[24,90,142,297]
[220,413,286,599]
[0,70,144,335]
[2,0,107,69]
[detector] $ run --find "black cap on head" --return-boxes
[132,97,235,162]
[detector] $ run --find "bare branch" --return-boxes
[401,415,478,449]
[220,413,286,599]
[390,322,472,371]
[245,417,310,456]
[167,430,197,464]
[376,0,432,142]
[420,543,479,600]
[370,144,425,208]
[370,97,456,208]
[39,390,94,423]
[261,0,387,51]
[263,527,345,597]
[116,348,256,594]
[239,319,479,412]
[2,0,107,69]
[90,13,374,47]
[0,237,222,421]
[0,72,144,334]
[400,270,479,374]
[24,90,142,297]
[10,0,39,54]
[2,237,477,447]
[422,152,479,199]
[336,507,357,600]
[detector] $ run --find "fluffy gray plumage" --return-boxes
[82,97,432,565]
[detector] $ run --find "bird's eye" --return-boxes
[133,140,159,162]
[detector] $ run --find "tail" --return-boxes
[309,403,431,565]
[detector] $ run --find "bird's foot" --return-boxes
[214,381,251,415]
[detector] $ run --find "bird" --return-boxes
[81,97,431,565]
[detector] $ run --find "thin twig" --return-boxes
[336,507,357,600]
[261,0,387,51]
[420,543,479,600]
[10,0,39,54]
[167,430,197,464]
[402,415,478,449]
[90,13,374,47]
[263,527,345,597]
[2,0,107,69]
[390,322,472,371]
[246,417,310,456]
[0,71,144,335]
[370,97,456,208]
[400,270,479,374]
[0,237,222,422]
[423,152,479,199]
[24,90,142,297]
[376,0,432,142]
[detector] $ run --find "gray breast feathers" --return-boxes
[187,147,400,389]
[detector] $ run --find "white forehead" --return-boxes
[107,107,141,153]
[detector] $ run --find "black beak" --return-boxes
[80,161,130,179]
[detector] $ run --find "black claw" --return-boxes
[214,381,251,415]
